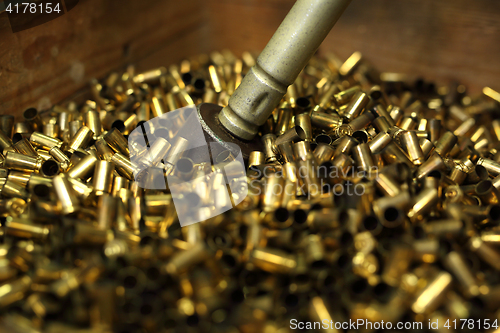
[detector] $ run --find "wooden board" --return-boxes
[0,0,205,117]
[1,0,499,117]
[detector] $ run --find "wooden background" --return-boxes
[1,0,499,117]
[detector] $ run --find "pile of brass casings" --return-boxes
[0,50,500,332]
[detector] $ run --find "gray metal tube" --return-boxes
[218,0,352,140]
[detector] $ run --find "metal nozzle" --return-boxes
[217,0,352,140]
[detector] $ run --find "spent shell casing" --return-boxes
[53,174,80,215]
[93,161,115,195]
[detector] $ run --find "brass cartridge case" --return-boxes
[372,104,395,126]
[111,153,137,180]
[453,118,476,137]
[69,120,83,138]
[372,116,392,133]
[103,128,130,156]
[5,218,50,240]
[399,116,417,131]
[73,223,113,245]
[0,131,13,154]
[443,251,480,296]
[480,231,500,245]
[419,138,434,159]
[413,239,440,263]
[315,133,333,145]
[281,161,298,206]
[165,242,208,275]
[304,234,326,267]
[122,114,138,135]
[144,194,173,217]
[318,84,339,109]
[401,131,425,165]
[163,137,189,175]
[310,111,342,130]
[97,195,117,229]
[151,94,167,118]
[2,180,29,199]
[0,275,32,308]
[472,180,499,205]
[411,271,452,314]
[4,152,42,173]
[67,154,98,180]
[262,134,278,163]
[373,191,412,216]
[41,159,61,177]
[294,113,313,141]
[277,142,295,163]
[49,147,70,171]
[342,91,369,120]
[93,161,115,195]
[368,132,392,154]
[425,219,464,236]
[275,107,292,136]
[333,85,361,105]
[0,115,14,138]
[297,152,322,198]
[434,131,457,156]
[274,126,306,147]
[307,208,342,230]
[95,138,114,162]
[468,237,500,270]
[382,244,413,286]
[139,138,171,170]
[330,153,354,176]
[30,132,62,150]
[427,119,442,143]
[344,111,375,133]
[23,108,43,131]
[415,153,445,179]
[175,157,195,180]
[13,138,38,158]
[381,142,414,167]
[408,188,439,222]
[333,135,357,157]
[493,174,500,190]
[477,157,500,176]
[58,110,72,132]
[136,101,150,124]
[492,119,500,142]
[133,67,167,84]
[53,174,80,215]
[248,151,265,168]
[263,171,284,213]
[13,122,30,139]
[68,126,94,151]
[249,248,296,273]
[352,143,375,172]
[7,171,29,187]
[84,110,102,139]
[0,198,26,217]
[375,173,400,197]
[314,144,335,165]
[309,297,337,333]
[379,205,405,228]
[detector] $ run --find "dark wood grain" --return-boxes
[0,0,205,117]
[1,0,499,117]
